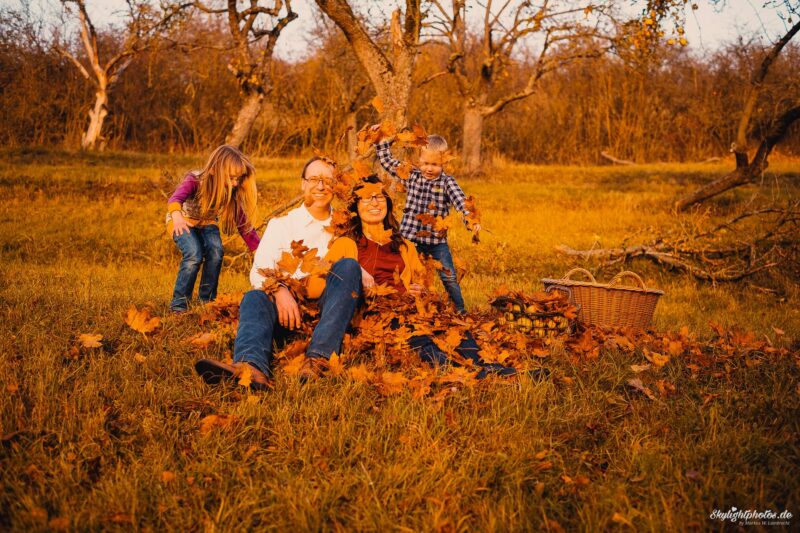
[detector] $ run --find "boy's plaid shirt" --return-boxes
[375,140,469,245]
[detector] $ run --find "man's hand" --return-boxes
[274,286,302,330]
[361,267,375,290]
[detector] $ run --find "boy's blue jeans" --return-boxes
[171,225,224,311]
[233,258,362,377]
[414,242,466,313]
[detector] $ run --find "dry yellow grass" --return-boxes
[0,148,798,531]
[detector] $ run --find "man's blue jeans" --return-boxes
[233,258,362,377]
[415,241,466,313]
[171,225,224,311]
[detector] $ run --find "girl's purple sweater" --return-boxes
[168,173,260,251]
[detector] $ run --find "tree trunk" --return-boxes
[82,88,108,150]
[461,107,484,175]
[227,92,264,148]
[345,111,358,160]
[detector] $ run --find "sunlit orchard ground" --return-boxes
[1,147,798,531]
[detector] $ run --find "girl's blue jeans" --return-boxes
[414,241,466,313]
[170,225,224,311]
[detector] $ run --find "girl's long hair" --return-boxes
[197,145,257,235]
[347,175,405,253]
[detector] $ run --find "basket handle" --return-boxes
[544,285,581,314]
[563,267,597,283]
[546,284,573,301]
[608,270,647,290]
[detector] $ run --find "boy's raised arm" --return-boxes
[374,140,402,179]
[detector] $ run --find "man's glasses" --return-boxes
[358,194,387,205]
[303,176,334,188]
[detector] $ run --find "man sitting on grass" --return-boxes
[194,157,362,389]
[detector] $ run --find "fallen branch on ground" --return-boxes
[557,202,800,283]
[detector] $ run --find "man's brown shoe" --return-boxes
[298,355,329,381]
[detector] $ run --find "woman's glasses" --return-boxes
[358,194,387,205]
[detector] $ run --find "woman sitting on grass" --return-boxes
[310,175,516,378]
[166,145,260,313]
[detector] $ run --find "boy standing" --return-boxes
[375,134,479,313]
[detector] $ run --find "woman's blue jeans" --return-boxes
[170,225,224,311]
[414,242,466,313]
[233,258,362,377]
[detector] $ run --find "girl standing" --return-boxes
[167,145,260,312]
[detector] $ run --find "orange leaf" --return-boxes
[277,251,301,274]
[126,306,161,334]
[396,130,417,143]
[396,161,413,180]
[366,284,398,297]
[300,249,331,276]
[352,159,373,179]
[377,371,408,395]
[644,350,670,368]
[187,332,217,349]
[371,96,385,114]
[282,354,306,376]
[198,414,238,434]
[666,340,683,357]
[237,364,252,388]
[439,366,478,387]
[78,333,103,348]
[290,240,309,257]
[348,364,373,383]
[328,353,344,377]
[160,471,176,483]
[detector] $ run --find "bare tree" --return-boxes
[58,0,185,150]
[426,0,612,174]
[314,0,422,127]
[676,16,800,210]
[192,0,297,148]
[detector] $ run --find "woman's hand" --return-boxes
[408,283,426,297]
[171,211,190,237]
[361,267,375,290]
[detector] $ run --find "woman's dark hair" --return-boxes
[347,175,405,253]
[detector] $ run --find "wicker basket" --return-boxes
[540,268,663,329]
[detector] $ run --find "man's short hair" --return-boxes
[301,156,335,179]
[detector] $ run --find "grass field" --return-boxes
[1,147,798,531]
